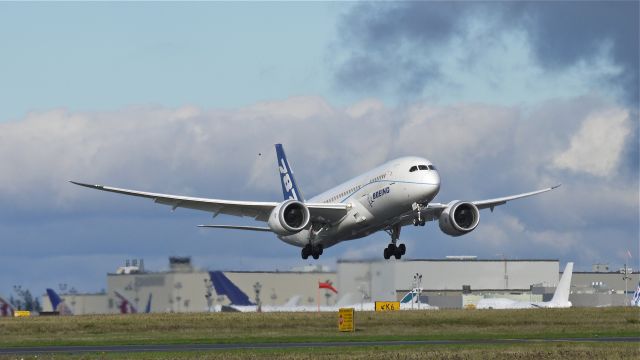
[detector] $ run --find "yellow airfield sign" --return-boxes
[375,301,400,311]
[14,310,31,317]
[338,307,354,332]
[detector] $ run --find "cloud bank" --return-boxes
[0,95,637,294]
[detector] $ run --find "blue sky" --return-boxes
[0,2,638,297]
[0,2,341,121]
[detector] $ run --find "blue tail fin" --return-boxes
[275,144,304,202]
[145,293,153,313]
[46,288,62,309]
[209,271,254,306]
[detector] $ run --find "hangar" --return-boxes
[40,256,637,314]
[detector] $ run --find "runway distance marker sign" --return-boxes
[338,308,354,332]
[375,301,400,311]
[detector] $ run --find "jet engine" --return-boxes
[438,201,480,236]
[268,200,311,236]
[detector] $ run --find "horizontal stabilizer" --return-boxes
[198,225,272,232]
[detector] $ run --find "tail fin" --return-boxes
[400,288,420,304]
[114,290,138,314]
[46,288,73,315]
[145,293,153,313]
[0,296,14,317]
[632,283,640,307]
[209,271,254,306]
[275,144,304,202]
[46,288,63,310]
[550,262,573,305]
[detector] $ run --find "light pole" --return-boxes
[253,282,262,312]
[412,273,423,309]
[204,279,214,312]
[621,264,631,306]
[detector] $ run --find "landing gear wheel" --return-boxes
[312,252,319,260]
[398,243,406,255]
[383,247,391,259]
[301,245,311,259]
[317,245,323,256]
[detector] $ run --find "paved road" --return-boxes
[1,337,638,354]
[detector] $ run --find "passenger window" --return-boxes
[409,166,418,172]
[418,165,428,170]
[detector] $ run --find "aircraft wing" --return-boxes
[70,181,349,224]
[393,185,560,227]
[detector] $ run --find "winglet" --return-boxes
[274,144,305,202]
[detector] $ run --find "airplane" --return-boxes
[71,144,559,260]
[113,290,153,314]
[475,262,574,309]
[209,271,436,312]
[0,296,14,317]
[46,288,74,315]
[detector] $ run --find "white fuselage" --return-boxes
[278,156,440,249]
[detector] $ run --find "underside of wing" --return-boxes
[70,181,278,221]
[305,203,349,224]
[391,185,560,229]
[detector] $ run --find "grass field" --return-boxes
[0,307,638,358]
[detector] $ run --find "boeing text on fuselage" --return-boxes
[71,144,560,260]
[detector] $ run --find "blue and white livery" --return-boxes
[71,144,559,260]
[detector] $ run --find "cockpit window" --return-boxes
[418,165,428,170]
[409,166,418,172]
[429,165,436,170]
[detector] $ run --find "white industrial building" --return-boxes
[40,256,638,314]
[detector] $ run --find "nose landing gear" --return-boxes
[383,224,406,259]
[301,244,323,260]
[412,202,426,226]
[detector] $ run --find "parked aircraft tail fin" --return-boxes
[275,144,305,202]
[46,288,73,315]
[632,283,640,307]
[0,296,14,317]
[145,293,153,313]
[209,271,254,306]
[550,262,573,305]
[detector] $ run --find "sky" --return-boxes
[0,2,638,297]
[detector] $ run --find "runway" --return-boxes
[2,337,638,355]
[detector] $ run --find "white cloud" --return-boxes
[553,108,631,177]
[0,95,636,296]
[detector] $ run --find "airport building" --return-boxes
[40,256,638,314]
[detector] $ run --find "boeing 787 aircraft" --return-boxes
[72,144,559,260]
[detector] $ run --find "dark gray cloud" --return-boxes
[335,1,639,104]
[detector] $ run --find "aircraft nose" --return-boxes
[424,171,440,197]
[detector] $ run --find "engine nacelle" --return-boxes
[268,200,311,236]
[438,201,480,236]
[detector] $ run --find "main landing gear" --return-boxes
[383,224,406,260]
[301,244,323,260]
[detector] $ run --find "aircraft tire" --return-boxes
[399,243,406,255]
[383,248,390,259]
[301,245,311,259]
[312,252,319,260]
[394,251,401,259]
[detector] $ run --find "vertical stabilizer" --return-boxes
[275,144,305,202]
[209,271,255,306]
[550,262,573,305]
[632,283,640,307]
[46,288,73,315]
[145,293,153,313]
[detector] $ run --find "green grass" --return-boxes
[0,307,638,349]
